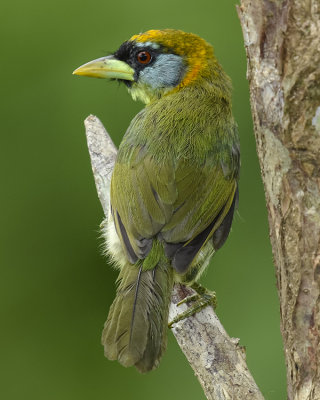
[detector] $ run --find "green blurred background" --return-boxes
[1,0,286,399]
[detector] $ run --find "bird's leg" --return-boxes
[168,283,217,328]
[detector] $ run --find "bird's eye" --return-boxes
[137,51,152,64]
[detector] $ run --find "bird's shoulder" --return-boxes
[118,87,239,168]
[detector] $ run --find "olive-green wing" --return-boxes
[110,147,237,272]
[110,148,177,263]
[161,158,237,272]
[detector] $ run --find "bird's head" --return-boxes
[73,29,226,104]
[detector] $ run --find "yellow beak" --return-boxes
[73,56,135,81]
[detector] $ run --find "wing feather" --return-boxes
[111,146,238,271]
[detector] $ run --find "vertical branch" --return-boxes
[237,1,320,399]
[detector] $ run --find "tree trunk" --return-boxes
[237,1,320,399]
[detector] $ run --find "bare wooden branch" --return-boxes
[170,285,264,400]
[84,114,264,400]
[237,1,320,399]
[84,115,117,216]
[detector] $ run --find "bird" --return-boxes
[73,29,240,373]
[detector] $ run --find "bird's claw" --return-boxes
[168,283,217,328]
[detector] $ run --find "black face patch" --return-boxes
[113,41,135,62]
[113,41,161,82]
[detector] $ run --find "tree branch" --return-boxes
[84,114,264,400]
[237,1,320,399]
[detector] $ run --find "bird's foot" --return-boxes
[168,283,217,328]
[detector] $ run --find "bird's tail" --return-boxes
[102,248,174,372]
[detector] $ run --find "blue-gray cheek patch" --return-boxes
[139,54,186,89]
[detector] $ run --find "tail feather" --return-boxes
[135,265,173,372]
[102,259,173,372]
